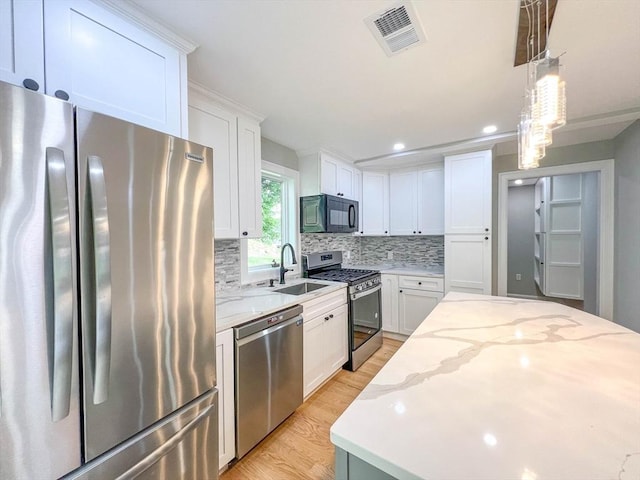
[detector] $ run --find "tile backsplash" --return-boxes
[300,234,444,268]
[215,235,444,293]
[214,239,241,291]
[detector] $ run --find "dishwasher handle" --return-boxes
[234,304,303,340]
[236,315,302,347]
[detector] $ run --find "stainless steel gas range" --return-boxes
[302,251,382,371]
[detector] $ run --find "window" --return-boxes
[241,161,299,284]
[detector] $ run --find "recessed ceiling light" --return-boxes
[483,125,498,134]
[393,143,405,151]
[514,179,523,185]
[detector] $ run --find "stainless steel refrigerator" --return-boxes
[0,80,218,479]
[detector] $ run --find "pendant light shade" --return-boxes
[534,55,567,129]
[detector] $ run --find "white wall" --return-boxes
[614,120,640,332]
[261,137,299,170]
[507,185,537,296]
[582,172,599,315]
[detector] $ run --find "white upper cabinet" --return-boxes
[300,151,360,201]
[188,102,239,239]
[389,171,418,235]
[417,166,445,235]
[388,164,444,236]
[0,0,44,91]
[43,0,189,137]
[237,117,262,238]
[361,172,389,236]
[188,86,263,239]
[444,150,492,234]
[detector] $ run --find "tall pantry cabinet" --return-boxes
[444,150,492,294]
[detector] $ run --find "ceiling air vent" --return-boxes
[365,3,426,57]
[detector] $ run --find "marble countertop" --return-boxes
[330,292,640,480]
[346,264,444,277]
[215,278,347,332]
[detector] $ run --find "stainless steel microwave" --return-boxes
[300,194,359,233]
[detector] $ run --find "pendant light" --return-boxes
[517,0,566,170]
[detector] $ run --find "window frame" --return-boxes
[240,160,300,285]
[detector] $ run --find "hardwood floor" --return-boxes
[220,337,403,480]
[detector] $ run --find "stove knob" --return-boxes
[356,284,363,291]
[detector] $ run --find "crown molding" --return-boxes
[92,0,198,54]
[188,81,265,123]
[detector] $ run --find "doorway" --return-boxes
[497,159,614,320]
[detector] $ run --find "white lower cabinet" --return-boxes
[398,289,443,335]
[381,274,398,332]
[382,274,443,335]
[302,289,348,398]
[216,329,235,469]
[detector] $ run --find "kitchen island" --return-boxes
[330,292,640,480]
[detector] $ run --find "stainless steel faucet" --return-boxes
[279,243,298,284]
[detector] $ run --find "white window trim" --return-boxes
[240,161,300,285]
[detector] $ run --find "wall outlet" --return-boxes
[387,251,393,260]
[515,273,522,281]
[345,250,351,260]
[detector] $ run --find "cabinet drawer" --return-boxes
[398,275,443,292]
[301,288,347,321]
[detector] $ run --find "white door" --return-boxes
[303,315,326,398]
[44,0,184,136]
[237,117,262,238]
[0,0,44,90]
[189,104,239,239]
[417,167,444,235]
[325,305,349,373]
[361,172,389,235]
[545,174,584,299]
[398,289,442,335]
[320,154,339,196]
[381,274,399,332]
[445,234,491,294]
[389,171,418,235]
[444,150,492,234]
[216,329,236,468]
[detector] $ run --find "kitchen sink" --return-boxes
[274,282,328,295]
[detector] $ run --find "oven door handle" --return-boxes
[351,284,381,301]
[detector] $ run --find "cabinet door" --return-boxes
[337,164,355,199]
[417,167,444,235]
[303,315,326,398]
[44,0,184,136]
[0,0,44,90]
[445,234,491,294]
[320,153,339,196]
[389,171,418,235]
[237,117,262,238]
[325,304,348,373]
[444,150,492,234]
[361,172,389,235]
[398,289,442,335]
[216,329,236,468]
[189,104,239,239]
[381,274,399,332]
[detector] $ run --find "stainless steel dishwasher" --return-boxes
[234,304,304,458]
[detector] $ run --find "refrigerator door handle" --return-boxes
[114,403,215,480]
[45,147,75,421]
[86,155,112,405]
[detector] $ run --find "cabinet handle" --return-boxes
[399,290,403,293]
[360,231,363,234]
[242,231,248,236]
[418,282,422,285]
[413,231,416,234]
[329,314,334,318]
[485,228,489,232]
[418,231,422,234]
[384,231,388,234]
[22,78,39,91]
[324,316,329,321]
[54,90,70,101]
[485,236,489,240]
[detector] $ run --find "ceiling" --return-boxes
[130,0,640,168]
